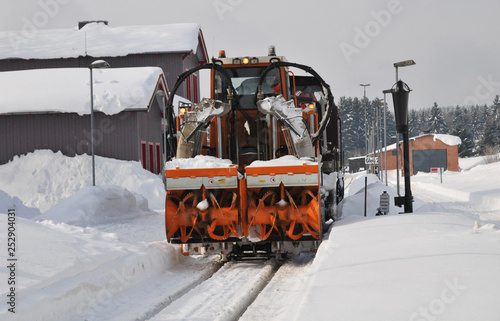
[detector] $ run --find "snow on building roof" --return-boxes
[0,22,202,60]
[432,133,462,146]
[0,67,167,116]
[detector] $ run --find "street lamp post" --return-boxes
[391,60,415,197]
[382,89,392,186]
[89,60,110,186]
[391,80,413,213]
[376,101,381,179]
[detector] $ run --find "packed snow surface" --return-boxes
[0,67,164,116]
[1,151,499,321]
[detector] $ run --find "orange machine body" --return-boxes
[164,48,342,258]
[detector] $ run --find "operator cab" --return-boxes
[209,49,296,171]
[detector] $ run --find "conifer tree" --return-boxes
[477,117,500,155]
[426,102,448,134]
[450,106,474,157]
[408,109,419,137]
[469,106,482,141]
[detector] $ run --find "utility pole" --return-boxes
[360,84,370,158]
[382,89,392,186]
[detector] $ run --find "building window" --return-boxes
[149,142,154,173]
[156,143,161,174]
[193,74,198,103]
[141,141,147,170]
[186,75,192,102]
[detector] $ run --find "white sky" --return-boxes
[1,0,500,110]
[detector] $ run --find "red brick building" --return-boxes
[373,134,461,175]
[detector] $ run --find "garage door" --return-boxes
[412,149,447,175]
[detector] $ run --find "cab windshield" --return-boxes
[227,67,281,96]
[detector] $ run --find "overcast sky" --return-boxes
[1,0,499,110]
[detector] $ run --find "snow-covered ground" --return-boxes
[1,150,500,320]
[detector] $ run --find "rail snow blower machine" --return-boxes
[164,46,344,259]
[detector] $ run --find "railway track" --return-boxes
[147,254,316,321]
[69,253,315,321]
[148,260,279,321]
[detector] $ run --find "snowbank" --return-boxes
[0,150,165,212]
[459,155,486,170]
[39,185,152,227]
[412,160,500,211]
[0,189,40,219]
[290,211,500,321]
[0,215,177,321]
[287,169,500,321]
[0,150,177,321]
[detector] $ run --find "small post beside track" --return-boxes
[364,176,367,217]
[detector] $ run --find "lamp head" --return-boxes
[391,80,412,133]
[89,60,110,69]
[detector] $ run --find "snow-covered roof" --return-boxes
[0,67,168,116]
[0,22,202,60]
[383,133,461,152]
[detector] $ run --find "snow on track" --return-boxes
[240,254,315,321]
[150,260,278,321]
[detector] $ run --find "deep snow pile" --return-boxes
[41,185,152,227]
[0,151,176,321]
[0,150,165,212]
[0,214,177,321]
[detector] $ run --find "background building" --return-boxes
[0,21,209,170]
[376,134,461,176]
[0,67,168,173]
[0,21,208,103]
